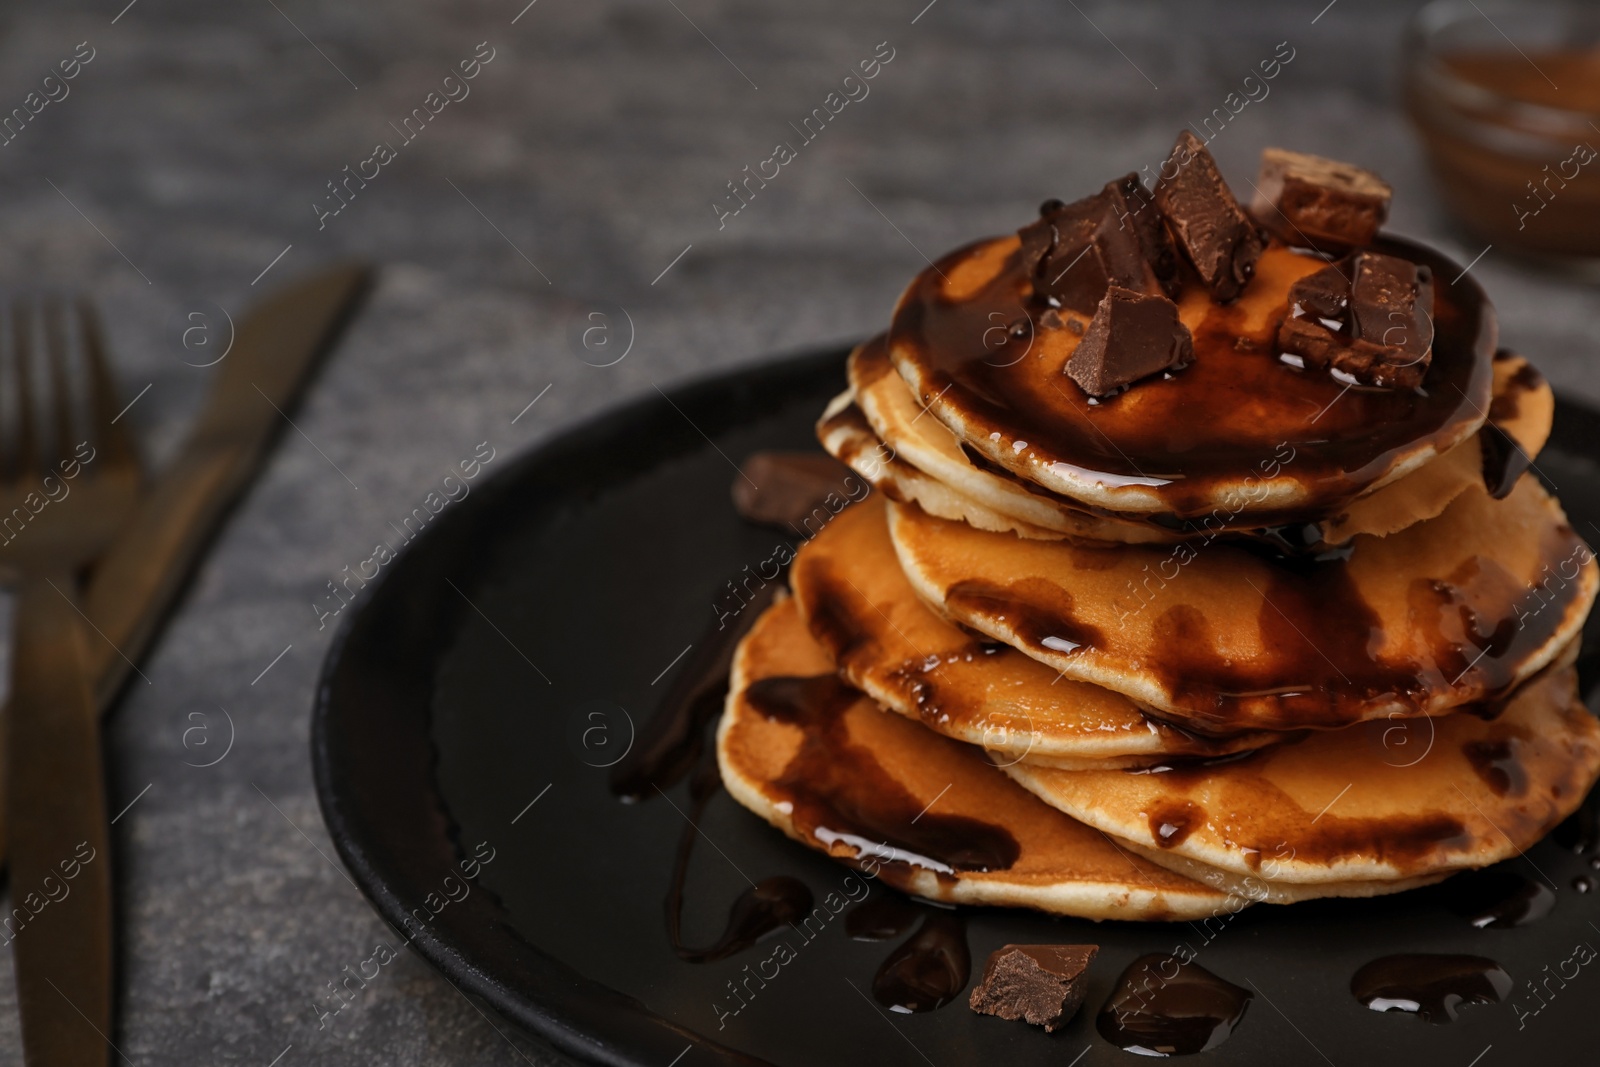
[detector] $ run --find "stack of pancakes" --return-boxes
[717,139,1600,921]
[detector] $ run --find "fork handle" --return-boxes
[7,573,113,1067]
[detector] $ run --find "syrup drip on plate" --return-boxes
[1351,954,1512,1022]
[1096,954,1252,1056]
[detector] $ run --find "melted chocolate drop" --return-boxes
[1478,424,1531,500]
[845,893,922,941]
[1096,954,1251,1056]
[1444,869,1556,928]
[674,877,814,963]
[1147,800,1202,848]
[1574,876,1595,894]
[1351,955,1512,1022]
[746,674,1021,876]
[871,912,970,1013]
[610,584,777,800]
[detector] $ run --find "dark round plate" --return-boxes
[313,345,1600,1066]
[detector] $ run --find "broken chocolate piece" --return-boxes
[1018,177,1176,315]
[1277,251,1434,389]
[1066,285,1193,397]
[969,944,1098,1032]
[1253,147,1392,249]
[1153,130,1264,302]
[731,451,858,528]
[1104,172,1181,297]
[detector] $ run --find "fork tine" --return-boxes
[77,297,136,473]
[43,295,77,475]
[11,296,41,480]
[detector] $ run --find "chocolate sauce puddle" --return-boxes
[1096,954,1251,1056]
[610,584,777,801]
[1351,954,1512,1022]
[745,674,1021,877]
[663,757,815,964]
[871,911,970,1013]
[845,893,921,941]
[1444,869,1555,928]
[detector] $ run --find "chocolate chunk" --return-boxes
[731,451,858,528]
[1066,285,1193,396]
[1252,147,1392,250]
[1277,251,1434,388]
[1103,172,1181,297]
[1018,177,1176,315]
[969,944,1098,1032]
[1153,130,1264,302]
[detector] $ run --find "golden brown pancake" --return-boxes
[888,236,1494,520]
[851,335,1549,547]
[1004,652,1600,885]
[1320,350,1552,544]
[788,492,1281,766]
[716,595,1245,920]
[889,478,1596,732]
[846,337,1177,543]
[817,391,1062,541]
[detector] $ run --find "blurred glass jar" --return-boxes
[1404,0,1600,260]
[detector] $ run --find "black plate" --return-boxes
[313,345,1600,1066]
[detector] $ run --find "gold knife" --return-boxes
[83,262,372,707]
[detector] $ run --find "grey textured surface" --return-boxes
[0,0,1595,1063]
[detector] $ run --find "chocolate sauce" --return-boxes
[933,504,1585,730]
[945,578,1105,659]
[673,876,816,963]
[745,674,1021,877]
[610,584,777,801]
[1096,954,1251,1056]
[1444,869,1555,928]
[1487,352,1543,424]
[1147,800,1202,848]
[1351,954,1512,1022]
[891,234,1493,522]
[845,892,921,941]
[663,757,816,964]
[871,912,970,1013]
[1462,738,1528,797]
[1478,424,1531,500]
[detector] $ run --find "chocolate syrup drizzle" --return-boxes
[1096,954,1252,1056]
[890,235,1494,522]
[1351,954,1512,1022]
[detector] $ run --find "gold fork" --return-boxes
[0,296,142,1066]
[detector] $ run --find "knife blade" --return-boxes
[82,262,372,707]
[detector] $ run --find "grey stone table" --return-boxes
[0,0,1595,1062]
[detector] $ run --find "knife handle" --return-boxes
[7,573,113,1067]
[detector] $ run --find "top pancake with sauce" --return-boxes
[888,235,1494,522]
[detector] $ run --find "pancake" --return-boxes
[888,235,1494,521]
[788,492,1282,767]
[1004,651,1600,886]
[845,336,1177,544]
[817,391,1062,540]
[855,334,1549,548]
[889,477,1597,732]
[1320,350,1552,544]
[716,595,1246,920]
